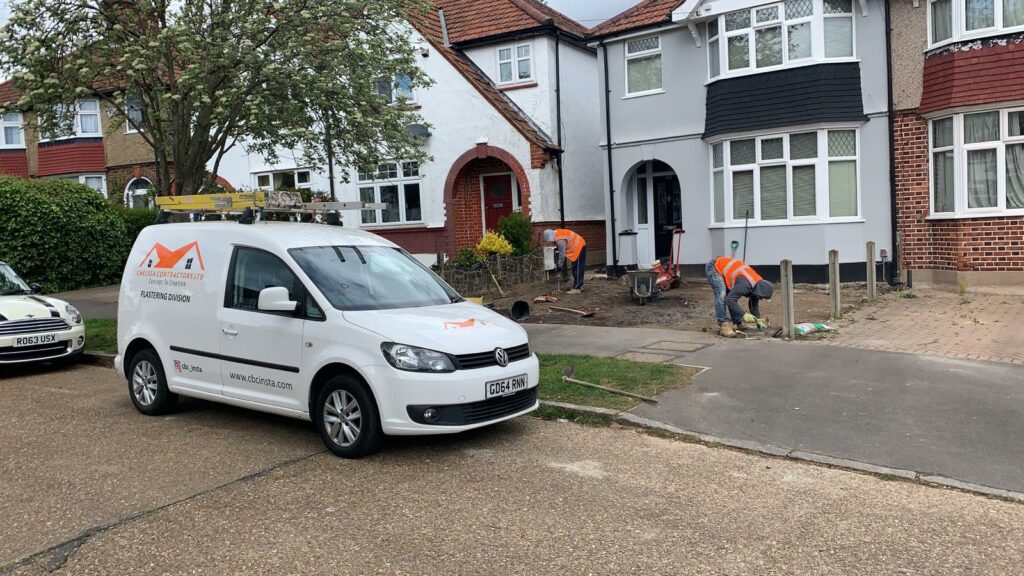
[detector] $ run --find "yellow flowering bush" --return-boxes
[476,231,514,257]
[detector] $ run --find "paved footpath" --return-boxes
[526,324,1024,494]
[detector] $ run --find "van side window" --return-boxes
[227,247,302,311]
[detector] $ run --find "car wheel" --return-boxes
[314,375,382,458]
[128,349,177,415]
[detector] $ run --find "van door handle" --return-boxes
[222,328,239,336]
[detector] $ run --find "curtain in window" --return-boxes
[1006,0,1024,26]
[932,0,953,41]
[828,160,857,217]
[966,0,995,30]
[627,55,662,93]
[824,18,853,57]
[933,150,955,212]
[79,114,99,134]
[733,171,754,220]
[1006,144,1024,209]
[964,112,999,143]
[731,139,755,165]
[3,126,20,145]
[714,172,725,222]
[760,166,787,220]
[967,149,998,208]
[792,165,816,216]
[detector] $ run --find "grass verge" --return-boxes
[537,354,698,412]
[84,318,117,354]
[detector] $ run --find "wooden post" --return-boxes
[828,249,841,320]
[865,241,877,302]
[436,251,446,279]
[781,259,795,340]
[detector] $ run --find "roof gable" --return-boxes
[587,0,683,38]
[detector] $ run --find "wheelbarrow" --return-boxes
[626,269,659,305]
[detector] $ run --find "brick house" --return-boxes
[891,0,1024,290]
[215,0,607,263]
[0,81,236,206]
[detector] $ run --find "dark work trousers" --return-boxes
[571,246,587,290]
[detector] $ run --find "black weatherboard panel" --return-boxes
[704,63,866,139]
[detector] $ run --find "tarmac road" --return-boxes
[3,365,1023,575]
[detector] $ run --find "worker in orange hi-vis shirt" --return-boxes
[543,228,586,294]
[706,256,775,338]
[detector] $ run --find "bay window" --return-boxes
[625,36,662,95]
[357,161,422,225]
[711,127,860,225]
[1,112,22,147]
[929,0,1024,45]
[929,108,1024,216]
[708,0,853,80]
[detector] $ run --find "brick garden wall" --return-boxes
[896,110,1024,272]
[439,250,546,297]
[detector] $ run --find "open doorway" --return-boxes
[629,160,681,266]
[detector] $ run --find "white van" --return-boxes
[116,221,539,457]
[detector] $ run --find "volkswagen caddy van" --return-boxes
[116,222,539,457]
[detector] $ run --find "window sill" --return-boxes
[927,211,1024,220]
[622,89,665,100]
[0,146,26,151]
[708,218,864,229]
[359,223,430,232]
[705,58,861,85]
[927,26,1024,52]
[498,81,538,91]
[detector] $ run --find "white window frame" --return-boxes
[708,0,857,82]
[124,177,154,208]
[39,99,103,141]
[928,0,1024,48]
[624,35,664,97]
[125,95,144,134]
[379,74,417,105]
[0,112,23,148]
[64,174,107,197]
[253,168,314,191]
[928,107,1024,218]
[496,42,533,85]
[709,125,862,228]
[355,161,423,226]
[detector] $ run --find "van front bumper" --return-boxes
[363,354,541,435]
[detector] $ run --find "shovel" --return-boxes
[561,365,658,404]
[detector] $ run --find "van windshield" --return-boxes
[0,263,31,296]
[289,246,463,311]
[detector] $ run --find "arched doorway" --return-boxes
[124,177,153,209]
[444,145,531,253]
[625,160,681,266]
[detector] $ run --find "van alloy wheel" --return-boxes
[323,390,362,447]
[132,360,160,406]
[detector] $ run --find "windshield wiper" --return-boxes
[450,295,465,303]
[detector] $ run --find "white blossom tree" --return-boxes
[0,0,430,197]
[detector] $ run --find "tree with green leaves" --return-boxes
[0,0,430,197]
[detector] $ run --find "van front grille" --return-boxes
[451,343,531,370]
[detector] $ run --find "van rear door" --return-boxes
[218,246,311,411]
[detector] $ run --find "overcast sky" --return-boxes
[547,0,637,26]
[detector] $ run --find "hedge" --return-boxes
[0,176,131,292]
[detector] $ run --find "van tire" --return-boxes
[314,375,383,458]
[128,349,177,415]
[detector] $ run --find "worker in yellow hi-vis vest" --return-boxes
[544,228,587,294]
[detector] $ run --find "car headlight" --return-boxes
[381,343,455,373]
[65,304,82,324]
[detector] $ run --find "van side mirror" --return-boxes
[29,283,41,294]
[257,287,297,312]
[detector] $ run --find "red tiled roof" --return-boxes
[0,80,21,106]
[587,0,683,38]
[432,0,588,44]
[408,4,558,151]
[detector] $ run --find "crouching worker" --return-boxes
[706,256,775,337]
[544,228,587,294]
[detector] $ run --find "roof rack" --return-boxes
[154,191,386,225]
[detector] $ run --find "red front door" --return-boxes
[482,174,515,231]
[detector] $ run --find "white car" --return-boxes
[116,221,539,458]
[0,261,86,365]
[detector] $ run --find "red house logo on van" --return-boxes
[138,241,206,271]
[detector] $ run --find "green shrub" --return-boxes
[0,176,130,292]
[453,247,481,268]
[497,212,534,256]
[119,206,158,241]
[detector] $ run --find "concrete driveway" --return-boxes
[2,365,1023,574]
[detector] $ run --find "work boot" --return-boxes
[719,323,737,338]
[567,289,582,295]
[738,322,758,331]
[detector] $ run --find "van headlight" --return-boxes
[381,343,456,373]
[65,304,82,324]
